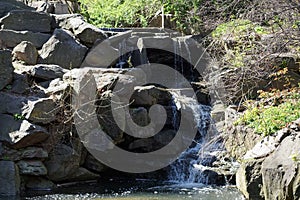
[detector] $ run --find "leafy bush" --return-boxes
[235,88,300,136]
[78,0,204,32]
[78,0,161,27]
[211,19,266,39]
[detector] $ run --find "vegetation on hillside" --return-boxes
[235,88,300,135]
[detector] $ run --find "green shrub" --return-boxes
[78,0,204,32]
[211,19,267,39]
[78,0,161,28]
[235,89,300,136]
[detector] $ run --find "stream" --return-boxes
[23,180,244,200]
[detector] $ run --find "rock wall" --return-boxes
[224,110,300,200]
[0,0,211,196]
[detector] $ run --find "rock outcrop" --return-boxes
[38,29,88,69]
[0,0,213,197]
[231,119,300,200]
[0,10,52,33]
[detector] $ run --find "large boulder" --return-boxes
[22,97,59,124]
[0,29,51,48]
[53,14,107,47]
[0,0,33,18]
[0,10,52,33]
[236,159,264,200]
[130,85,173,107]
[0,50,13,91]
[38,29,88,69]
[223,109,263,160]
[30,64,68,81]
[45,144,82,182]
[12,41,38,65]
[45,142,98,182]
[0,161,20,196]
[261,132,300,200]
[82,39,119,67]
[235,119,300,200]
[0,114,49,149]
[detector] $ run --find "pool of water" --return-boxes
[23,180,244,200]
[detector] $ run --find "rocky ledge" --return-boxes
[223,105,300,200]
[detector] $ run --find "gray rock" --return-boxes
[211,103,225,122]
[38,29,88,69]
[93,91,125,143]
[83,154,107,173]
[30,64,68,81]
[270,52,300,72]
[224,124,263,160]
[130,85,173,107]
[22,97,59,124]
[0,114,49,149]
[53,14,107,47]
[45,144,81,182]
[128,130,176,152]
[82,39,119,67]
[261,133,300,200]
[66,167,99,182]
[0,92,26,115]
[236,159,264,200]
[23,176,54,190]
[53,1,69,14]
[244,128,290,160]
[11,73,29,94]
[51,14,82,28]
[130,107,150,127]
[0,29,51,48]
[12,41,38,65]
[17,160,47,176]
[0,0,33,18]
[0,50,13,91]
[0,146,48,161]
[0,10,52,33]
[44,78,70,99]
[33,1,54,13]
[0,161,20,196]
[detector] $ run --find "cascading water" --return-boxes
[167,37,223,185]
[167,98,214,184]
[112,30,225,185]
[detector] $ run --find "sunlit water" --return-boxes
[24,180,244,200]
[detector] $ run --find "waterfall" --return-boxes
[108,29,222,185]
[167,99,214,184]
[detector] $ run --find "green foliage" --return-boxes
[235,89,300,136]
[78,0,161,27]
[290,153,299,162]
[210,19,269,68]
[78,0,204,32]
[5,85,12,90]
[163,0,203,33]
[13,113,25,120]
[212,19,267,39]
